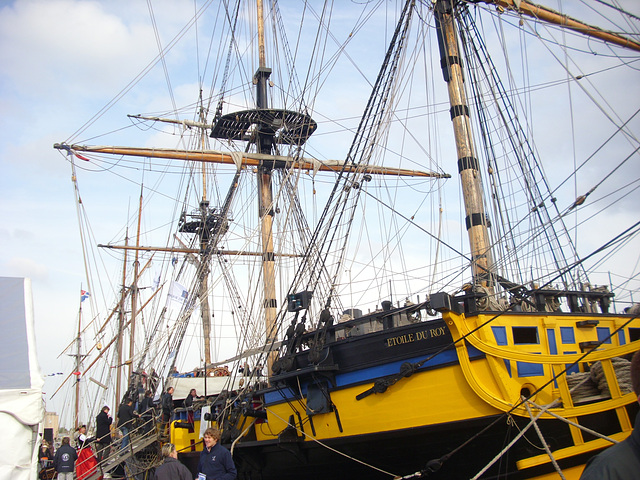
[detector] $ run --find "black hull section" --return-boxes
[228,408,632,480]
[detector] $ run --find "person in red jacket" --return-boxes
[76,435,101,480]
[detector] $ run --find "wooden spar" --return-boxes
[479,0,640,52]
[98,243,302,258]
[128,114,207,129]
[53,143,449,179]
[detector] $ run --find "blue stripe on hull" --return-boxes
[265,344,483,404]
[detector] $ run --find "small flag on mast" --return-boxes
[74,151,91,162]
[81,290,90,302]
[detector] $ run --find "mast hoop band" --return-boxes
[450,104,470,120]
[441,55,462,70]
[465,213,488,230]
[458,156,479,173]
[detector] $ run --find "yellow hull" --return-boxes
[173,307,639,478]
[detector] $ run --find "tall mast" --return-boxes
[435,0,494,293]
[75,294,82,427]
[255,0,278,375]
[198,99,213,368]
[208,0,319,376]
[129,190,143,380]
[115,232,128,405]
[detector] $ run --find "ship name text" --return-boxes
[385,326,447,348]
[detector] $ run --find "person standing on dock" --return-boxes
[151,443,192,480]
[197,427,237,480]
[52,437,77,480]
[580,350,640,479]
[38,439,53,472]
[75,434,99,480]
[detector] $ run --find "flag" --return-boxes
[74,151,91,162]
[167,281,188,304]
[81,290,90,302]
[152,273,161,291]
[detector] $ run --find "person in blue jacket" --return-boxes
[197,427,237,480]
[580,350,640,479]
[52,437,77,480]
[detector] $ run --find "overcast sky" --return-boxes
[1,0,639,426]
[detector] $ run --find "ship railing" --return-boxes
[86,415,161,480]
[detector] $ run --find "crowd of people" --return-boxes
[45,387,237,480]
[48,393,149,479]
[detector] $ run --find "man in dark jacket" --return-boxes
[151,443,192,480]
[95,405,112,464]
[53,437,77,480]
[197,427,236,480]
[161,386,174,437]
[117,398,139,451]
[580,350,640,479]
[184,388,198,424]
[139,390,155,433]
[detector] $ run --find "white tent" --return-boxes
[0,277,45,479]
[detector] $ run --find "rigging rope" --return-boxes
[66,0,216,144]
[263,406,400,478]
[460,7,583,287]
[522,399,566,480]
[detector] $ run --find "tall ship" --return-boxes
[53,0,640,478]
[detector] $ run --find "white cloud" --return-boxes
[1,1,153,94]
[4,256,49,280]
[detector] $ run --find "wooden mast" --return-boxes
[74,293,82,427]
[435,0,494,292]
[198,100,213,368]
[115,232,128,406]
[129,189,143,380]
[255,0,278,376]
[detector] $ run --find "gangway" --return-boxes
[81,417,162,479]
